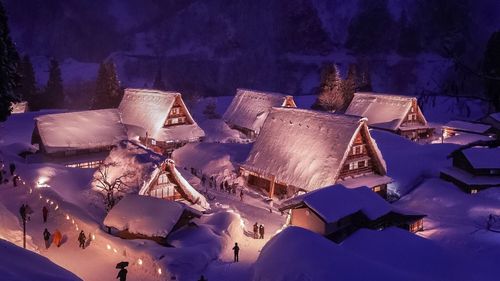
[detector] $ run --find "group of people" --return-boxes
[43,228,62,248]
[0,162,17,185]
[201,174,247,201]
[253,222,265,239]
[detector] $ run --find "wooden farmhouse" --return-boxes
[441,146,500,194]
[345,92,434,140]
[95,140,208,209]
[239,107,392,199]
[103,195,201,245]
[118,88,205,155]
[30,109,128,168]
[222,88,296,138]
[279,185,425,243]
[442,120,496,139]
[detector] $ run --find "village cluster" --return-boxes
[2,87,500,281]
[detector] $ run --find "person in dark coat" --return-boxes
[78,231,86,249]
[43,228,51,249]
[219,181,224,192]
[116,267,128,281]
[253,222,258,239]
[240,190,244,201]
[19,204,26,222]
[259,224,265,239]
[12,175,19,187]
[232,242,240,262]
[9,163,15,176]
[42,206,49,223]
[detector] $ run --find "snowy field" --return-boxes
[0,96,498,280]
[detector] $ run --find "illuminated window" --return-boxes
[151,139,156,145]
[171,107,180,115]
[352,145,364,155]
[372,185,382,192]
[471,189,478,194]
[408,114,417,121]
[158,173,169,185]
[349,162,358,170]
[171,118,179,124]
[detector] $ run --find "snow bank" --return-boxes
[252,227,409,281]
[0,239,81,281]
[104,195,185,237]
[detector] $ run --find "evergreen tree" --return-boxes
[153,67,166,91]
[313,63,344,111]
[358,67,373,92]
[0,1,20,121]
[91,59,121,109]
[16,55,38,109]
[340,63,358,111]
[483,31,500,112]
[44,58,64,108]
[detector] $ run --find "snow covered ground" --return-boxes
[0,96,498,280]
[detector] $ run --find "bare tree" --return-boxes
[93,162,135,211]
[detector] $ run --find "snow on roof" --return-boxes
[96,141,208,208]
[281,185,392,222]
[337,174,393,189]
[222,88,293,133]
[489,112,500,122]
[441,167,500,186]
[34,109,127,154]
[443,120,492,134]
[443,133,492,145]
[241,107,386,191]
[253,227,410,281]
[104,195,186,237]
[0,239,82,281]
[118,88,204,141]
[345,92,425,131]
[461,147,500,169]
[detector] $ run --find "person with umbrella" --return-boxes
[116,262,129,281]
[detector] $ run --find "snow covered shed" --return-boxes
[94,140,208,209]
[442,120,496,140]
[30,109,128,168]
[104,195,201,245]
[279,185,425,242]
[222,88,296,138]
[240,107,392,199]
[118,88,205,155]
[345,92,434,140]
[441,146,500,193]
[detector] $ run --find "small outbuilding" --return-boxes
[279,185,425,243]
[441,146,500,193]
[118,88,205,155]
[345,92,434,140]
[103,195,201,245]
[442,120,496,140]
[222,88,296,138]
[30,109,128,168]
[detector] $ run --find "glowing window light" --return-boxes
[113,248,117,253]
[137,259,143,265]
[66,214,70,220]
[55,205,59,210]
[158,268,162,275]
[71,219,75,224]
[106,244,111,250]
[91,234,96,240]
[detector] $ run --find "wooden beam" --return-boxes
[269,175,276,198]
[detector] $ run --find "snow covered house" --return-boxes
[30,109,128,168]
[479,112,500,137]
[103,195,201,245]
[95,140,208,208]
[279,185,425,243]
[222,88,296,138]
[240,108,392,199]
[442,120,497,141]
[345,92,434,140]
[118,88,205,155]
[441,146,500,193]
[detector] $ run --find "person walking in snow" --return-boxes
[19,204,26,222]
[232,242,240,262]
[253,222,258,239]
[43,228,51,249]
[25,204,33,221]
[9,163,15,176]
[240,189,244,201]
[42,205,49,223]
[78,230,86,249]
[116,267,128,281]
[53,229,62,247]
[259,224,265,239]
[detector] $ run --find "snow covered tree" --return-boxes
[153,67,166,90]
[340,63,358,111]
[483,30,500,112]
[313,63,344,111]
[91,59,121,109]
[44,58,64,108]
[15,55,38,109]
[0,1,20,121]
[357,67,373,92]
[93,162,135,211]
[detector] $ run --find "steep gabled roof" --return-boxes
[34,109,127,154]
[118,88,204,141]
[280,185,392,222]
[222,88,295,133]
[461,147,500,169]
[346,92,427,131]
[94,141,208,208]
[241,108,386,191]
